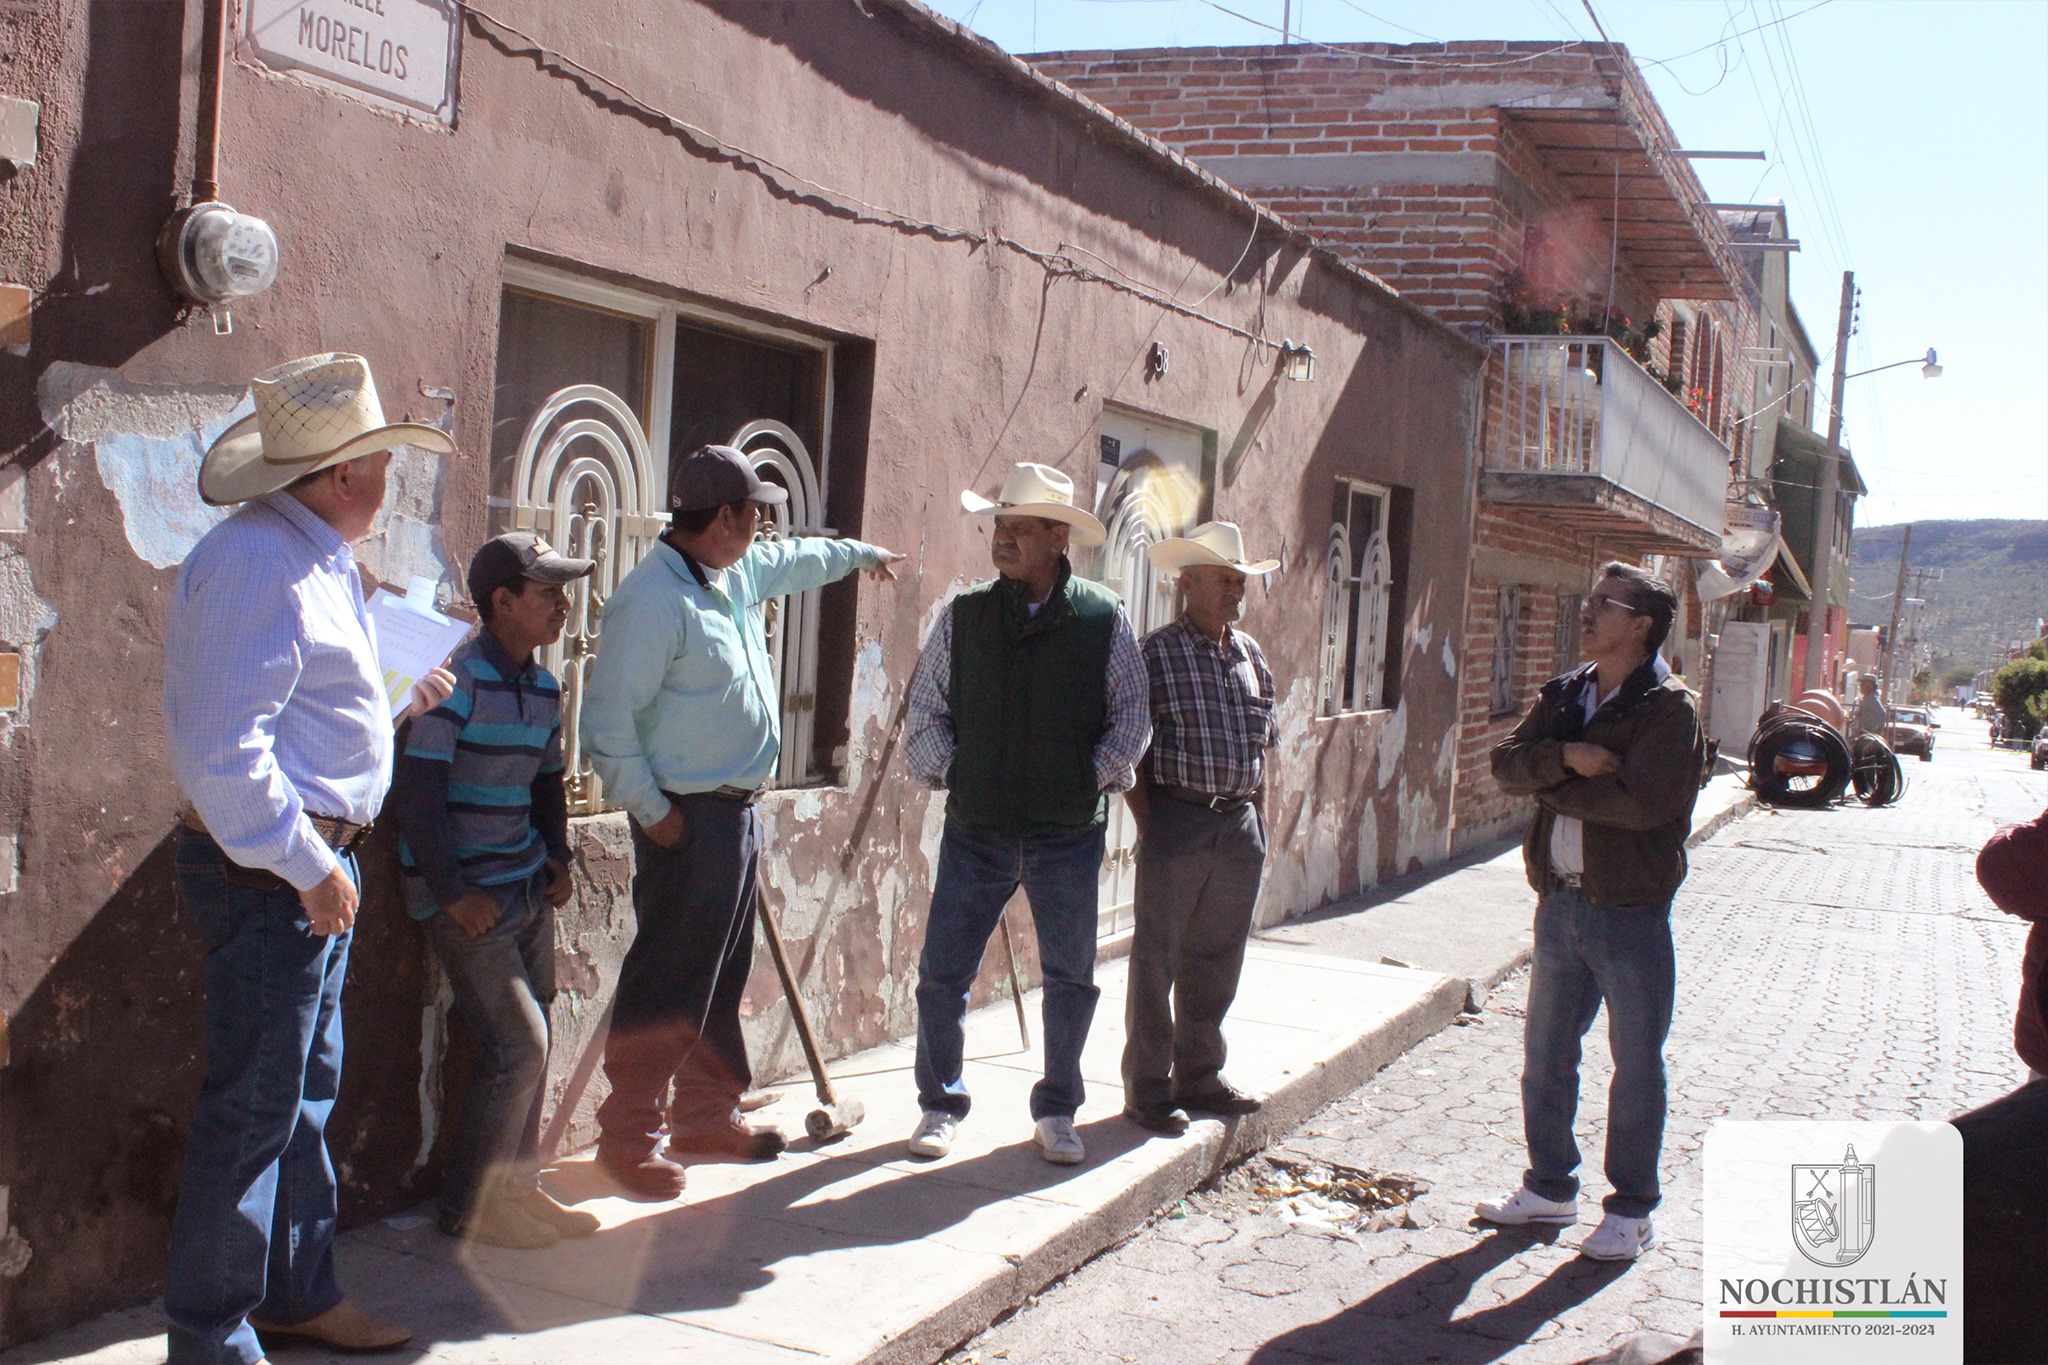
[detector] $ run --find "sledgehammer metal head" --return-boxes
[805,1098,865,1143]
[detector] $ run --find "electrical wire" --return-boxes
[458,1,1292,351]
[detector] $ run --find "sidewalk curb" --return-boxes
[858,972,1470,1365]
[1687,790,1756,849]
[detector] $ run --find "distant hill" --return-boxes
[1850,519,2048,674]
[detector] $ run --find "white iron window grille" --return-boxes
[1491,584,1522,717]
[507,385,668,814]
[734,419,829,789]
[1554,592,1583,675]
[1318,481,1393,716]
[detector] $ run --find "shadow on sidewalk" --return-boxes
[315,1116,1156,1355]
[1246,1231,1634,1364]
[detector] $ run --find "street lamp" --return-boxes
[1799,269,1944,693]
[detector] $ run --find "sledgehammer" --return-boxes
[756,895,865,1143]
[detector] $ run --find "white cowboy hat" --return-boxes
[199,352,456,506]
[960,462,1107,548]
[1147,520,1279,577]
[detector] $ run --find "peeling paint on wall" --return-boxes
[0,544,54,736]
[357,444,453,596]
[92,406,245,569]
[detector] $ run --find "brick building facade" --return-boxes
[1032,41,1756,848]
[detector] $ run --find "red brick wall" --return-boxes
[1453,509,1604,852]
[1032,45,1663,331]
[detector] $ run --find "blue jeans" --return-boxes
[914,820,1104,1121]
[1520,886,1675,1219]
[164,830,353,1365]
[422,871,555,1225]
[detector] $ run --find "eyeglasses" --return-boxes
[1585,593,1643,616]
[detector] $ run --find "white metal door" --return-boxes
[1709,620,1770,752]
[1090,409,1209,939]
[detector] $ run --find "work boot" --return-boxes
[596,1145,687,1200]
[440,1195,559,1250]
[666,1113,786,1161]
[518,1185,601,1238]
[248,1300,411,1352]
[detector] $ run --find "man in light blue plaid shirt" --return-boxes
[161,355,453,1365]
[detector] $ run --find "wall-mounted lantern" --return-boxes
[1279,339,1317,383]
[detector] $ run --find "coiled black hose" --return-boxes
[1747,709,1853,808]
[1850,734,1905,808]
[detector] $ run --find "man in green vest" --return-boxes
[904,463,1152,1165]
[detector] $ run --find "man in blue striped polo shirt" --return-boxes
[390,532,602,1249]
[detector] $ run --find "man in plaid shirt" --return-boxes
[1121,522,1279,1136]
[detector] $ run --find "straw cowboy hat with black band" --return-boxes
[960,462,1107,548]
[199,352,456,507]
[1146,521,1280,577]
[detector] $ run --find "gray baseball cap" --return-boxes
[669,445,790,515]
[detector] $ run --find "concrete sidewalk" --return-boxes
[7,774,1751,1365]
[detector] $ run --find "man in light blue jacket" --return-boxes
[580,445,901,1198]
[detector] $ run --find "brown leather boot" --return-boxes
[249,1299,411,1352]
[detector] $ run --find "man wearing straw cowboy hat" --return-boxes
[904,462,1151,1165]
[163,353,456,1362]
[1119,521,1279,1138]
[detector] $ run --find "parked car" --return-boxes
[1888,707,1936,761]
[2032,732,2048,771]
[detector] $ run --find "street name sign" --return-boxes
[245,0,460,125]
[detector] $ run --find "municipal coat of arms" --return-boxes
[1791,1143,1876,1266]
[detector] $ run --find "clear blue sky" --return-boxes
[925,0,2048,529]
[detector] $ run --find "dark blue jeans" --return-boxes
[914,820,1104,1121]
[422,871,555,1224]
[165,830,352,1365]
[1520,886,1676,1219]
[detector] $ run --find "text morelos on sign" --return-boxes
[244,0,460,124]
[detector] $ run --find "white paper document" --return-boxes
[367,576,472,720]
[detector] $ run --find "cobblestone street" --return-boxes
[945,716,2042,1365]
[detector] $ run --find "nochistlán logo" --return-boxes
[1791,1144,1875,1267]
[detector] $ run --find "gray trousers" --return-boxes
[1121,792,1267,1109]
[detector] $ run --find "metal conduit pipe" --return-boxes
[191,0,226,205]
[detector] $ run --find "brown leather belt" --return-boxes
[669,786,762,807]
[1548,871,1585,890]
[1156,784,1254,812]
[180,807,373,855]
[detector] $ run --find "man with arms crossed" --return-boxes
[1481,562,1703,1262]
[164,354,453,1363]
[904,463,1150,1166]
[390,532,601,1248]
[581,445,901,1199]
[1120,522,1279,1136]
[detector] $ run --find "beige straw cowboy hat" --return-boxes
[960,462,1107,548]
[199,353,456,506]
[1147,520,1280,577]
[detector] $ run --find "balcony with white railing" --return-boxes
[1480,336,1729,554]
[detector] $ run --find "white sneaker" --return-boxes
[1580,1213,1656,1261]
[1474,1186,1579,1226]
[1034,1116,1085,1165]
[907,1110,959,1159]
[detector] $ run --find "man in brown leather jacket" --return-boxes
[1475,562,1704,1263]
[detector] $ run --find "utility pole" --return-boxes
[1879,522,1912,706]
[1801,270,1856,693]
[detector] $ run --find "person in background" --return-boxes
[164,353,454,1363]
[1852,674,1889,739]
[390,533,601,1249]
